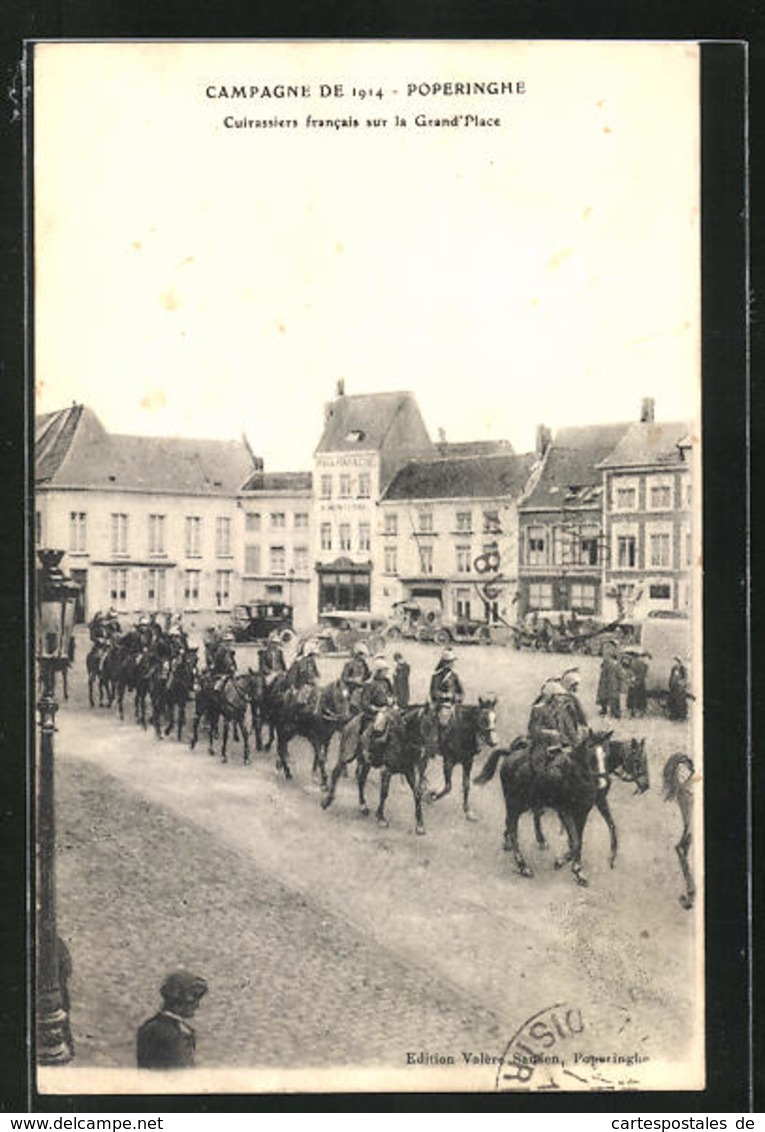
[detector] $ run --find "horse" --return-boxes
[269,676,352,788]
[134,650,163,729]
[105,635,143,720]
[417,698,499,821]
[163,648,199,743]
[190,671,258,763]
[529,737,649,868]
[321,704,427,834]
[147,658,174,740]
[662,752,695,909]
[85,640,111,707]
[474,730,648,887]
[248,671,278,752]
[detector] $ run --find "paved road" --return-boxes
[52,641,701,1091]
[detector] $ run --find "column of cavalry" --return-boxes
[81,615,697,901]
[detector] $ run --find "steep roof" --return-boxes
[521,422,632,511]
[315,391,430,455]
[596,420,693,469]
[240,470,313,493]
[36,406,256,494]
[382,452,536,502]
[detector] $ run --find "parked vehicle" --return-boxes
[384,600,492,645]
[640,611,692,696]
[315,611,388,654]
[229,602,295,644]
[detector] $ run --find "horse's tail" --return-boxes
[474,746,505,785]
[663,752,694,802]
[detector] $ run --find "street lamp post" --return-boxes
[35,549,79,1065]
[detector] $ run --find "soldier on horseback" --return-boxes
[211,630,237,693]
[430,648,465,727]
[356,655,397,766]
[527,667,590,776]
[287,640,321,707]
[341,642,372,713]
[259,630,287,688]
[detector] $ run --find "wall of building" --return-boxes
[517,507,605,617]
[237,490,316,631]
[313,452,379,615]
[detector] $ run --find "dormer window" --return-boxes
[346,429,365,443]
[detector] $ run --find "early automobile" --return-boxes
[384,600,492,645]
[229,601,295,644]
[314,611,388,654]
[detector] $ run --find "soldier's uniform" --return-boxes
[259,635,287,687]
[429,651,465,726]
[136,971,207,1071]
[341,645,372,713]
[288,645,320,706]
[358,660,397,765]
[212,637,237,692]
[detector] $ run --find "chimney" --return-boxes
[536,424,552,459]
[336,378,345,397]
[640,397,655,423]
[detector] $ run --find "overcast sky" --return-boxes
[35,41,700,468]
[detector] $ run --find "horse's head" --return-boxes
[622,737,650,794]
[579,729,612,791]
[477,695,499,748]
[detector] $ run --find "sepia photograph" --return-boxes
[31,39,706,1096]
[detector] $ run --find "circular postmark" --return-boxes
[496,1001,651,1093]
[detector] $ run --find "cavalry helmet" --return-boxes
[353,641,370,656]
[373,654,389,671]
[304,641,319,656]
[268,630,281,643]
[560,668,580,692]
[440,648,456,664]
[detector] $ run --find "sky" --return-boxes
[34,41,700,469]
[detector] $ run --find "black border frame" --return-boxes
[0,12,753,1116]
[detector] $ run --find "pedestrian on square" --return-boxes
[596,639,624,719]
[136,970,208,1070]
[392,651,411,708]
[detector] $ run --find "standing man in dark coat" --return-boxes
[392,652,411,708]
[626,651,650,717]
[136,971,208,1070]
[596,640,624,718]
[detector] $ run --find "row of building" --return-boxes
[35,386,695,633]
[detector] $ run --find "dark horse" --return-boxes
[248,672,277,752]
[86,640,111,707]
[321,705,428,834]
[663,752,695,909]
[163,649,199,743]
[529,737,649,869]
[190,671,258,763]
[474,731,649,886]
[418,699,499,821]
[269,676,351,788]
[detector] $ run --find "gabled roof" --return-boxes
[521,422,632,511]
[382,452,536,502]
[596,420,693,470]
[241,470,313,493]
[315,391,430,454]
[435,439,514,458]
[36,406,256,494]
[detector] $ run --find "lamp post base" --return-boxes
[37,1006,74,1065]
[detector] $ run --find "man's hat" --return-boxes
[160,970,208,1004]
[440,648,456,663]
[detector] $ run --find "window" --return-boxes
[454,587,471,620]
[456,511,472,533]
[456,545,472,574]
[685,532,692,567]
[215,570,232,608]
[358,473,371,499]
[483,509,501,534]
[146,567,166,609]
[339,523,352,551]
[294,546,310,574]
[111,513,129,555]
[615,486,637,510]
[649,584,671,600]
[109,568,128,606]
[649,533,671,568]
[35,511,42,545]
[384,545,398,574]
[216,516,231,556]
[339,474,352,498]
[684,481,692,508]
[68,511,87,552]
[617,536,637,568]
[245,512,261,533]
[384,513,398,536]
[294,512,309,528]
[185,516,201,556]
[419,545,434,574]
[320,523,332,551]
[358,522,371,552]
[244,545,261,574]
[580,535,600,566]
[321,475,332,499]
[148,514,166,555]
[418,511,434,533]
[184,569,201,607]
[528,582,553,610]
[650,484,672,509]
[526,527,546,566]
[269,546,286,575]
[270,512,286,528]
[571,583,597,613]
